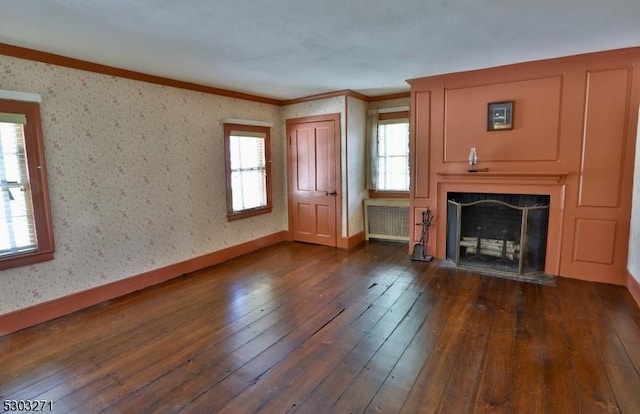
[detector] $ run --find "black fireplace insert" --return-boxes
[446,193,550,275]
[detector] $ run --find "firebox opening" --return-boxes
[446,192,550,275]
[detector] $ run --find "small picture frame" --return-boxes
[487,101,514,131]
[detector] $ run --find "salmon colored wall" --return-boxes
[409,48,640,285]
[443,76,562,163]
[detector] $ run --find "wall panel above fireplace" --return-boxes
[443,76,562,163]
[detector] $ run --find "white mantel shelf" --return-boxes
[436,170,569,186]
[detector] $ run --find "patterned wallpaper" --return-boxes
[347,96,367,237]
[629,117,640,283]
[0,55,287,315]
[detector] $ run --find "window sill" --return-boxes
[368,190,410,199]
[227,206,273,221]
[0,249,54,271]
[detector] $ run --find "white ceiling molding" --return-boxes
[224,118,274,128]
[0,89,42,103]
[368,106,410,115]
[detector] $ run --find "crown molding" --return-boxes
[0,43,410,106]
[407,46,640,86]
[367,91,411,101]
[280,89,410,105]
[280,89,367,105]
[0,43,282,105]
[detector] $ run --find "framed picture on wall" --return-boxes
[487,101,514,131]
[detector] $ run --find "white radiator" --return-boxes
[364,199,410,241]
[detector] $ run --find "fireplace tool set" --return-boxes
[411,209,434,262]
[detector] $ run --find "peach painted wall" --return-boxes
[0,54,287,316]
[409,48,640,285]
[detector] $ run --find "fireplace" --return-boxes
[446,192,550,275]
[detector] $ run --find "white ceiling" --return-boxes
[1,0,639,101]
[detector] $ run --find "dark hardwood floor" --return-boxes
[1,241,640,413]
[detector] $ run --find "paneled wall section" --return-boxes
[409,48,640,285]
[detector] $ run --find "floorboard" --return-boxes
[1,241,640,413]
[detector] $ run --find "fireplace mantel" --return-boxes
[437,170,568,186]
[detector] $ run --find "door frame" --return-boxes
[286,113,342,247]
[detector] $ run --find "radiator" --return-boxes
[364,199,410,241]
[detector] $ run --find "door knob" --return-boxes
[325,191,337,196]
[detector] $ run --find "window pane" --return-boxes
[229,133,267,212]
[231,170,267,211]
[386,156,410,190]
[0,121,37,256]
[376,121,410,191]
[225,124,271,219]
[230,135,265,170]
[380,123,409,157]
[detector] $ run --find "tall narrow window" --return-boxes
[372,111,410,193]
[224,123,272,220]
[0,99,54,270]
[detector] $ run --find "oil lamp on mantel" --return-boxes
[468,147,478,172]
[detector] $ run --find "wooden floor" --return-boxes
[1,241,640,413]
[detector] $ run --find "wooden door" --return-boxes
[288,117,339,247]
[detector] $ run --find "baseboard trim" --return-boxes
[0,231,289,337]
[348,231,365,248]
[627,270,640,309]
[336,231,365,249]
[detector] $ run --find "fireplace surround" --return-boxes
[434,171,567,277]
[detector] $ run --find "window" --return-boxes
[370,111,410,193]
[0,99,54,270]
[224,123,272,220]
